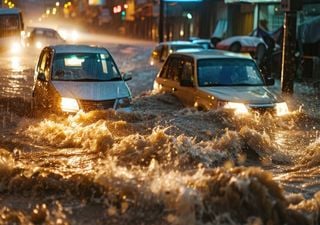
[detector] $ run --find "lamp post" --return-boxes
[280,0,302,94]
[159,0,164,43]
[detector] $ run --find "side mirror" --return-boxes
[122,73,132,81]
[37,72,47,82]
[180,79,194,87]
[265,77,275,86]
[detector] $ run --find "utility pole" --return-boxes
[158,0,164,43]
[280,0,302,94]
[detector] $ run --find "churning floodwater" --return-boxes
[0,37,320,225]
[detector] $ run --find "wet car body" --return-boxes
[32,44,132,114]
[191,39,214,49]
[153,50,288,116]
[26,27,66,50]
[149,41,204,69]
[215,36,267,53]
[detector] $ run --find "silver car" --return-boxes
[153,50,289,116]
[32,45,132,114]
[150,41,204,68]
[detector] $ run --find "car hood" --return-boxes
[199,86,281,104]
[52,81,131,101]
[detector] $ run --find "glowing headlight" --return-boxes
[60,97,79,112]
[275,102,289,116]
[36,41,43,49]
[71,30,79,41]
[224,102,249,114]
[10,42,22,53]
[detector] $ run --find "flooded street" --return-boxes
[0,35,320,225]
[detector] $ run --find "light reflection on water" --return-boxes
[10,56,23,72]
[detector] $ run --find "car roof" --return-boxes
[171,49,253,60]
[159,41,199,46]
[192,39,211,43]
[50,45,108,54]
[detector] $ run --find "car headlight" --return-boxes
[10,42,22,54]
[36,41,43,49]
[116,97,131,109]
[275,102,289,116]
[224,102,249,114]
[60,97,79,112]
[71,30,79,41]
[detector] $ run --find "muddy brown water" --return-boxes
[0,45,320,225]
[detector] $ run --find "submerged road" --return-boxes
[0,33,320,225]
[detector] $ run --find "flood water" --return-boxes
[0,39,320,225]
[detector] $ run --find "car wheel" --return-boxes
[229,42,241,53]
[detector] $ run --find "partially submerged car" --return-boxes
[32,45,132,114]
[153,50,289,116]
[150,41,204,68]
[25,27,66,50]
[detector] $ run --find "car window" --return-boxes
[37,50,52,80]
[166,57,182,81]
[197,59,264,86]
[159,60,169,78]
[181,60,194,82]
[161,45,169,61]
[52,52,121,81]
[152,45,162,60]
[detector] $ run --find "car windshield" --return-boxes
[197,58,264,87]
[52,52,121,81]
[33,29,61,39]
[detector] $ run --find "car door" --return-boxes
[155,56,176,93]
[164,56,183,96]
[34,48,53,108]
[175,57,196,107]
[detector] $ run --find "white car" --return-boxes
[153,50,289,116]
[32,45,132,114]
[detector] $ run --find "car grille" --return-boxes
[248,104,276,115]
[79,99,116,112]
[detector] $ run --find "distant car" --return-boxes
[26,27,66,50]
[149,41,204,68]
[153,50,289,116]
[191,39,214,49]
[215,36,267,67]
[32,45,132,114]
[215,36,267,53]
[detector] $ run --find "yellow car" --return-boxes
[153,50,288,116]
